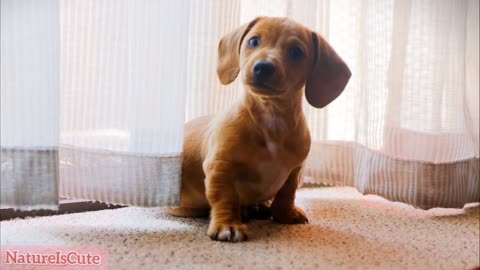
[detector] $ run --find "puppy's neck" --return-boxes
[242,87,304,139]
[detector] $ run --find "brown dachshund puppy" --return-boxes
[167,17,351,242]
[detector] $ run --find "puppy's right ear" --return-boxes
[305,33,351,108]
[217,17,261,85]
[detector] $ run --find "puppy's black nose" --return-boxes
[253,61,275,81]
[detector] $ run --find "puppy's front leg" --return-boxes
[271,167,308,224]
[205,160,247,242]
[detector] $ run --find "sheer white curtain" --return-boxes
[1,0,190,209]
[1,0,478,210]
[58,0,189,207]
[185,0,479,209]
[1,0,60,209]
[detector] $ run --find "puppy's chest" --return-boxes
[256,141,291,193]
[235,116,309,203]
[240,137,300,203]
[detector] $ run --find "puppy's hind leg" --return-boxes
[241,200,273,222]
[165,207,210,218]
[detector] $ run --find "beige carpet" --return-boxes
[1,187,479,270]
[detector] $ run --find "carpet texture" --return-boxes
[1,187,479,270]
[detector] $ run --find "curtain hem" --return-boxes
[59,146,181,207]
[305,142,479,209]
[1,148,59,210]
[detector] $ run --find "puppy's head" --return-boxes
[217,17,351,108]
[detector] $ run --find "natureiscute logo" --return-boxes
[0,246,108,270]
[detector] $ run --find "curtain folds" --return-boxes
[1,0,478,210]
[57,0,190,207]
[1,0,60,210]
[1,0,190,209]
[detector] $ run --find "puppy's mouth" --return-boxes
[246,80,280,95]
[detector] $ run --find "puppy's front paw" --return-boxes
[272,206,308,224]
[208,222,247,242]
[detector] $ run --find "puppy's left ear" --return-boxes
[305,33,352,108]
[217,17,261,85]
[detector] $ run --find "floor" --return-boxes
[1,187,479,270]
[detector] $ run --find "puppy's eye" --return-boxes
[248,37,260,48]
[288,46,304,60]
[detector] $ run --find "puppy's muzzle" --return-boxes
[253,60,275,83]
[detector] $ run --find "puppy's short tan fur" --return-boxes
[167,17,351,242]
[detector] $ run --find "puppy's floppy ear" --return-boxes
[217,17,261,85]
[305,32,352,108]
